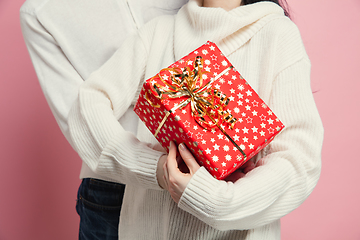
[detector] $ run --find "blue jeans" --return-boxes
[76,178,125,240]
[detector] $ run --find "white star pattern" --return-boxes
[183,121,190,128]
[233,135,240,141]
[196,133,203,139]
[242,127,249,134]
[260,114,266,121]
[268,127,275,134]
[246,116,253,123]
[134,42,286,180]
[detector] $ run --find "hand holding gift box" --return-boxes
[134,42,284,180]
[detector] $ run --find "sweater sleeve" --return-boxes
[68,33,164,190]
[178,57,324,231]
[20,11,84,147]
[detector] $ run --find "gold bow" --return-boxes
[146,56,247,160]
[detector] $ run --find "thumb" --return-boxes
[178,143,200,174]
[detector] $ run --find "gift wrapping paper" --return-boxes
[134,42,284,179]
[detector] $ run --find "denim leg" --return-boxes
[76,178,125,240]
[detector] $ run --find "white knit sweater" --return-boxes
[20,0,189,181]
[69,0,324,239]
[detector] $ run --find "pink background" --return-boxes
[0,0,359,239]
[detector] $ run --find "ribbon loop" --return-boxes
[144,56,246,160]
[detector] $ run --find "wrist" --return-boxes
[157,154,167,189]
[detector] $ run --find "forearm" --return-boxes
[68,34,165,188]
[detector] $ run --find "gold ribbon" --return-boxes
[145,56,247,161]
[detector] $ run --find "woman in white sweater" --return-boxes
[69,0,324,239]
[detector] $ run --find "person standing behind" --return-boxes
[20,0,188,239]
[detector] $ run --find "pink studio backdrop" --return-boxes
[0,0,359,239]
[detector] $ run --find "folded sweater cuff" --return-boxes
[178,167,224,218]
[100,132,165,190]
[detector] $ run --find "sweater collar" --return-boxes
[174,0,284,59]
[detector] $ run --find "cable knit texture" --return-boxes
[68,0,323,239]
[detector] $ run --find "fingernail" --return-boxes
[179,143,187,151]
[169,141,172,148]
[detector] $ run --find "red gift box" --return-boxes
[134,42,284,179]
